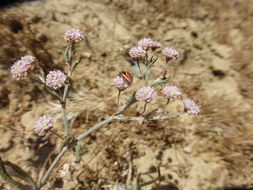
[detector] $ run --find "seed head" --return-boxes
[162,47,179,60]
[183,98,200,116]
[135,86,157,103]
[162,85,181,99]
[129,47,146,60]
[34,115,54,136]
[113,75,129,90]
[46,70,67,89]
[64,28,84,43]
[10,55,35,80]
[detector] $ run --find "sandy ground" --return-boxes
[0,0,253,189]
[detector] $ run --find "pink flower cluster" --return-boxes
[129,47,146,60]
[137,38,161,50]
[10,55,35,80]
[135,86,157,103]
[162,47,179,61]
[34,115,54,136]
[113,75,129,90]
[64,28,84,43]
[129,37,160,60]
[46,70,67,89]
[183,99,200,116]
[162,85,181,99]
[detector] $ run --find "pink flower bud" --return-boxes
[34,115,54,136]
[135,86,157,103]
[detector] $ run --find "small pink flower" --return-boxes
[183,98,200,116]
[137,38,153,50]
[162,47,179,60]
[64,28,84,43]
[135,86,157,103]
[20,55,36,63]
[34,115,54,136]
[162,85,181,99]
[113,75,129,90]
[10,55,35,80]
[46,70,67,89]
[129,47,146,60]
[150,40,161,50]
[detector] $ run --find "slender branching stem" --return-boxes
[0,157,25,189]
[39,146,68,188]
[38,113,180,189]
[117,90,121,106]
[160,60,169,79]
[141,103,147,116]
[49,129,64,140]
[163,98,170,113]
[61,103,69,136]
[137,61,142,76]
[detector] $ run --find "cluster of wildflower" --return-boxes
[135,86,157,103]
[6,28,203,190]
[9,28,86,136]
[34,115,54,136]
[113,37,200,116]
[46,70,68,90]
[162,85,182,100]
[64,28,85,43]
[162,47,179,61]
[183,99,200,117]
[10,55,35,80]
[112,75,129,90]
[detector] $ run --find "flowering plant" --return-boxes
[0,30,200,190]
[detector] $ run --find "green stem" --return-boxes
[163,99,170,113]
[38,117,115,189]
[0,157,25,189]
[117,90,121,106]
[38,113,180,189]
[141,103,147,116]
[137,61,142,76]
[61,103,69,136]
[39,146,68,187]
[76,116,114,141]
[49,129,64,140]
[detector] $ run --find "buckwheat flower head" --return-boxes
[162,47,179,60]
[135,86,157,103]
[34,115,54,136]
[20,55,36,63]
[64,28,84,43]
[183,98,200,116]
[10,55,35,80]
[137,38,153,50]
[46,70,67,89]
[150,40,161,50]
[113,75,129,90]
[129,47,146,60]
[162,85,181,99]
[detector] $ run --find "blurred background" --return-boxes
[0,0,252,189]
